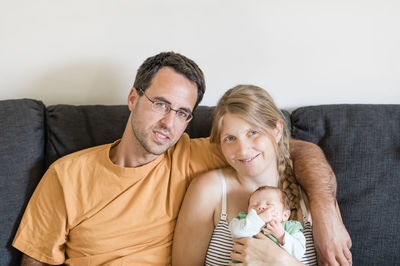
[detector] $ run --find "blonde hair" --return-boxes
[210,85,300,220]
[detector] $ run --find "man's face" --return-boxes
[129,67,198,156]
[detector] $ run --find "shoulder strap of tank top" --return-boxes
[218,169,227,221]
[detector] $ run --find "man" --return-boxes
[13,52,351,265]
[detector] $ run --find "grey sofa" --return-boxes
[1,99,399,265]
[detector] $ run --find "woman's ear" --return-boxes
[128,88,139,111]
[273,120,284,143]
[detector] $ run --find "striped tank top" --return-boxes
[204,170,318,265]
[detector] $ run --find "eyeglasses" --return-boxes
[139,88,193,122]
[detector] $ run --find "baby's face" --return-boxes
[248,189,289,223]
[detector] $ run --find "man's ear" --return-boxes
[273,120,284,143]
[128,88,139,111]
[282,209,290,221]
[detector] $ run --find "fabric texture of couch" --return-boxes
[0,99,399,265]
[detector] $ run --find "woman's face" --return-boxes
[219,113,280,179]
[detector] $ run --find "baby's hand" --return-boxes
[257,206,276,223]
[263,220,285,245]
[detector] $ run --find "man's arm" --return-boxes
[290,139,352,265]
[20,254,53,266]
[13,167,67,266]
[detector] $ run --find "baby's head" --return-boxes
[248,186,291,223]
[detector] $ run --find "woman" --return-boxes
[172,85,317,265]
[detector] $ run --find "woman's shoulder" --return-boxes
[188,168,230,196]
[191,168,222,188]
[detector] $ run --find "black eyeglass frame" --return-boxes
[138,88,193,122]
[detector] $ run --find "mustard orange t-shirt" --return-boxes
[12,134,225,265]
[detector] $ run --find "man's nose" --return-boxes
[159,111,176,128]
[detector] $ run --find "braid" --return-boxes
[281,157,301,221]
[276,126,301,221]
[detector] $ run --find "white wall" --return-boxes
[1,0,399,110]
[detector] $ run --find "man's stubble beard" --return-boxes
[130,105,175,156]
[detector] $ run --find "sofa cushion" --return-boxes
[45,104,130,167]
[0,99,46,266]
[185,106,216,138]
[291,104,400,265]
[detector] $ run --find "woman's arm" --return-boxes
[172,171,221,266]
[290,139,352,265]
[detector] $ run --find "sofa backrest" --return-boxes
[0,99,46,266]
[3,99,399,265]
[291,104,400,265]
[45,105,291,166]
[44,105,217,167]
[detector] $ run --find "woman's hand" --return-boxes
[230,233,304,266]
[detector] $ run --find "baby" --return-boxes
[229,186,306,260]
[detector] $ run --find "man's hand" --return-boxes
[290,139,352,265]
[312,203,352,266]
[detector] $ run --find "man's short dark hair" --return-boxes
[133,51,206,110]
